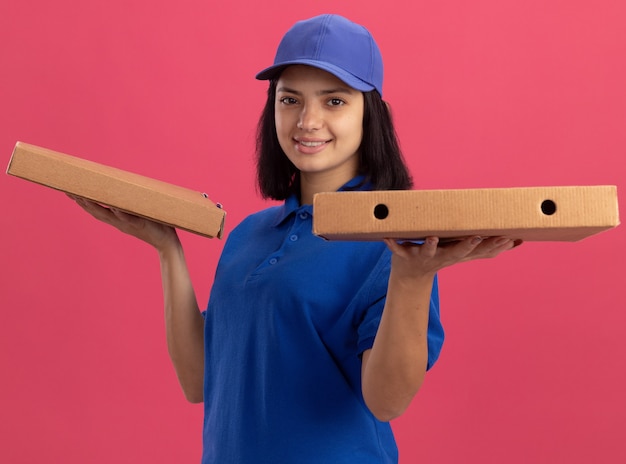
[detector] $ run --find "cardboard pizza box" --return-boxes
[6,142,226,238]
[313,186,619,242]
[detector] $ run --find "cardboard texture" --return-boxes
[6,142,226,238]
[313,186,620,242]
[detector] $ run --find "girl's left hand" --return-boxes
[384,236,522,279]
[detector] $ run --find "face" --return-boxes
[275,65,364,193]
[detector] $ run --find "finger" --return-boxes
[73,198,118,224]
[484,237,516,252]
[468,237,520,259]
[384,237,439,258]
[419,236,439,257]
[110,207,136,221]
[449,236,484,257]
[384,238,406,256]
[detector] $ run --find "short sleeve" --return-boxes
[356,258,445,371]
[425,274,444,369]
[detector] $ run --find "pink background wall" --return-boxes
[1,1,625,462]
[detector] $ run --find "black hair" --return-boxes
[255,79,413,200]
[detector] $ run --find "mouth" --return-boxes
[294,137,331,148]
[293,137,331,153]
[298,140,326,147]
[293,138,330,155]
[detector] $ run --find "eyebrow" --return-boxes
[276,86,356,96]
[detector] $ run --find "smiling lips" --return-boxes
[294,137,330,154]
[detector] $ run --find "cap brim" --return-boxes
[255,60,375,93]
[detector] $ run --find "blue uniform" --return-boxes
[201,179,444,463]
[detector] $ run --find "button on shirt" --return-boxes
[201,178,444,464]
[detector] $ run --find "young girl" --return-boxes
[73,14,517,464]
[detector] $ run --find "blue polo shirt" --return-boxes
[201,179,444,463]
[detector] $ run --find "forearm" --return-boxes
[68,197,206,401]
[361,270,434,422]
[159,241,205,403]
[362,236,519,421]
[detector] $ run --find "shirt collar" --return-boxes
[272,175,371,227]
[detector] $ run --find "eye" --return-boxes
[327,98,345,106]
[279,96,298,105]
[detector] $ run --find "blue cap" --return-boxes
[255,14,384,97]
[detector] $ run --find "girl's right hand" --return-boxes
[67,195,180,252]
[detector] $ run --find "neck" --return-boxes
[299,170,357,205]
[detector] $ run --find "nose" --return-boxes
[296,103,322,131]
